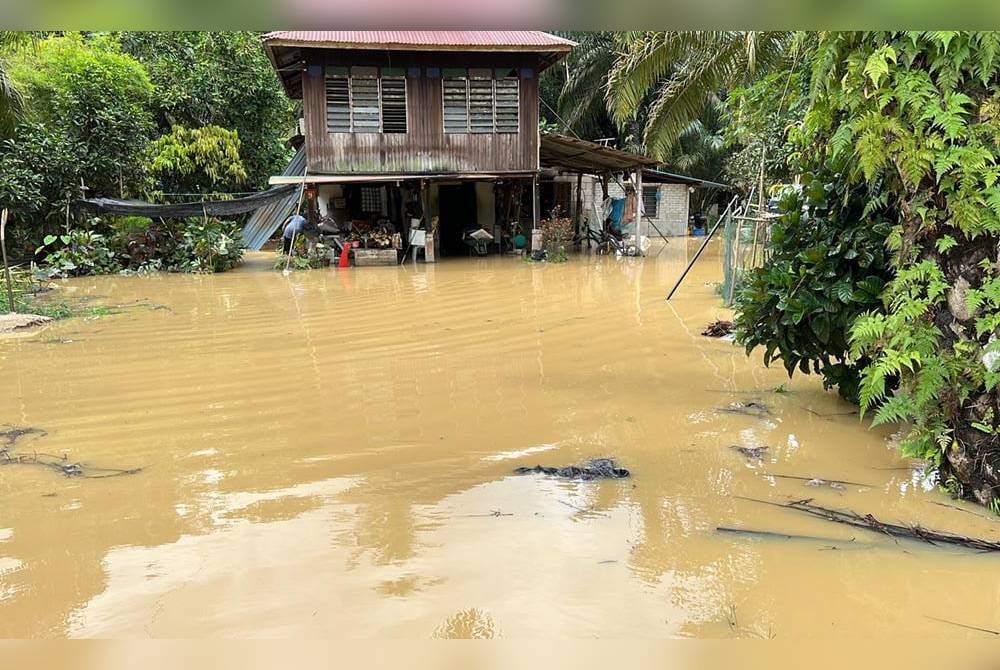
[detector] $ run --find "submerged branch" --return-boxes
[735,496,1000,552]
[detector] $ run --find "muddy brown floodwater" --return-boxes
[1,241,998,639]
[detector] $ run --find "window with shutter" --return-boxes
[468,79,494,134]
[440,72,521,134]
[325,74,409,134]
[325,77,350,133]
[351,77,380,131]
[380,78,407,133]
[642,186,659,217]
[443,78,469,133]
[494,79,519,133]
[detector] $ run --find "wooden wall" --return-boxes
[301,49,541,175]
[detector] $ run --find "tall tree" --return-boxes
[552,31,622,143]
[0,31,34,138]
[606,31,790,160]
[798,31,1000,507]
[662,96,729,209]
[117,32,294,190]
[1,33,154,250]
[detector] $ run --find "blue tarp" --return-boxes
[609,198,625,231]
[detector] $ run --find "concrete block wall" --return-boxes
[553,174,690,238]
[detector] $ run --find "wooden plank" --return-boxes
[352,248,398,266]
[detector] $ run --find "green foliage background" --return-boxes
[0,31,292,256]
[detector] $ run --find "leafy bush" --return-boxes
[1,34,154,254]
[112,219,174,271]
[540,206,574,262]
[35,217,243,277]
[273,239,331,271]
[37,229,121,278]
[790,32,1000,506]
[117,31,294,188]
[734,171,894,403]
[9,34,154,200]
[169,218,243,273]
[148,125,248,194]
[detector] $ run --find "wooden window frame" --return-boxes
[441,73,519,135]
[325,72,408,134]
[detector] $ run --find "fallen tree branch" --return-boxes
[716,526,860,545]
[735,496,1000,552]
[766,473,873,487]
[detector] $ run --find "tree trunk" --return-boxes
[927,233,1000,506]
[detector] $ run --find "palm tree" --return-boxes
[0,31,33,137]
[556,32,620,141]
[606,31,790,160]
[662,95,729,211]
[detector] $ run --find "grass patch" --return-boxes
[1,266,114,321]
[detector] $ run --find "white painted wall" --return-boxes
[475,182,496,233]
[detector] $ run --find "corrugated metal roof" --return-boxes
[263,31,575,51]
[539,133,659,173]
[642,169,732,190]
[241,148,306,251]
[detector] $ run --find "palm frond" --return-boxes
[608,31,791,157]
[0,65,24,135]
[558,33,615,131]
[606,32,719,125]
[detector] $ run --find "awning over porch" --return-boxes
[538,133,658,174]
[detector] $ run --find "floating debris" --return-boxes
[0,426,46,448]
[718,400,772,418]
[807,478,847,491]
[0,313,52,333]
[730,445,768,459]
[702,320,734,337]
[0,425,142,479]
[513,458,630,480]
[765,473,871,488]
[716,526,861,546]
[1,450,143,479]
[736,496,1000,552]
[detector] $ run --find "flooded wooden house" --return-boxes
[261,30,576,260]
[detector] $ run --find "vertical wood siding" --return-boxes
[302,50,540,175]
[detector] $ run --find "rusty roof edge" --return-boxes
[264,39,574,53]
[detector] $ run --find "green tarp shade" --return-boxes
[75,185,297,219]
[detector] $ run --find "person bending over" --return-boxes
[281,213,306,255]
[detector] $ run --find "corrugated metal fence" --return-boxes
[241,148,306,250]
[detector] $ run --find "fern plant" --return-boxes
[806,32,1000,506]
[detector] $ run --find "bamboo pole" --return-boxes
[1,209,14,313]
[665,194,738,301]
[282,168,310,275]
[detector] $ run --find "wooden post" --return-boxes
[634,168,643,254]
[532,173,540,231]
[421,180,435,263]
[574,171,583,246]
[1,209,14,313]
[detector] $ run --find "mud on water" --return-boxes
[0,241,998,639]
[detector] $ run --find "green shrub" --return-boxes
[35,217,243,277]
[540,206,573,262]
[36,229,121,278]
[273,239,331,271]
[734,171,894,403]
[169,217,243,273]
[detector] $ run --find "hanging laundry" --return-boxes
[609,197,626,231]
